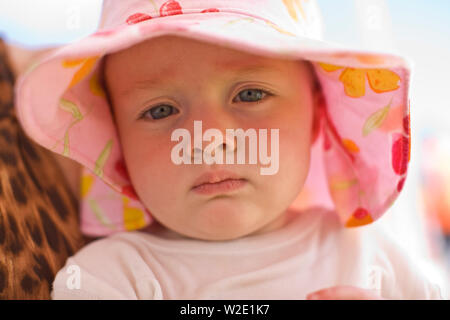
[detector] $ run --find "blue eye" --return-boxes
[139,105,179,120]
[233,88,272,103]
[138,88,272,121]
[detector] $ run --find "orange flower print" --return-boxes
[123,197,147,231]
[366,69,401,94]
[89,72,106,97]
[318,63,343,72]
[224,16,295,37]
[342,139,360,153]
[224,17,255,27]
[321,104,359,162]
[264,20,296,37]
[81,171,94,199]
[354,54,386,65]
[346,208,373,227]
[319,63,401,98]
[339,68,366,98]
[62,57,99,90]
[282,0,308,22]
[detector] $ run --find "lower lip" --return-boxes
[192,179,247,195]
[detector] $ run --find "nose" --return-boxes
[186,106,238,164]
[192,135,237,161]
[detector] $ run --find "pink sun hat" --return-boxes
[15,0,412,236]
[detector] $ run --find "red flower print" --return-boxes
[160,0,183,17]
[121,184,139,200]
[201,8,220,13]
[115,159,130,181]
[392,135,409,175]
[345,207,374,227]
[397,177,406,192]
[323,131,331,151]
[403,114,410,136]
[353,208,369,219]
[126,13,152,25]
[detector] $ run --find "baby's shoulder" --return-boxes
[74,230,156,261]
[52,231,163,299]
[291,206,346,237]
[56,230,164,285]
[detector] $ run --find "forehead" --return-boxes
[106,35,296,74]
[104,35,310,96]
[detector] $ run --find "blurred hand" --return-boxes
[306,286,385,300]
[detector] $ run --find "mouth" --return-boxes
[191,170,248,195]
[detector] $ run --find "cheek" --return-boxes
[277,101,314,186]
[280,124,311,175]
[121,131,177,195]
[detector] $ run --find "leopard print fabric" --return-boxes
[0,39,85,299]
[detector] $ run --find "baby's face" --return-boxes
[104,35,319,241]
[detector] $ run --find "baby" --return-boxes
[49,35,443,300]
[14,0,446,300]
[104,35,315,241]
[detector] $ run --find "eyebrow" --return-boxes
[123,60,280,96]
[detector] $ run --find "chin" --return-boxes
[192,201,262,239]
[191,227,253,242]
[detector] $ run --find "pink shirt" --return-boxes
[51,208,446,299]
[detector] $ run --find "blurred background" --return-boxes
[1,0,449,294]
